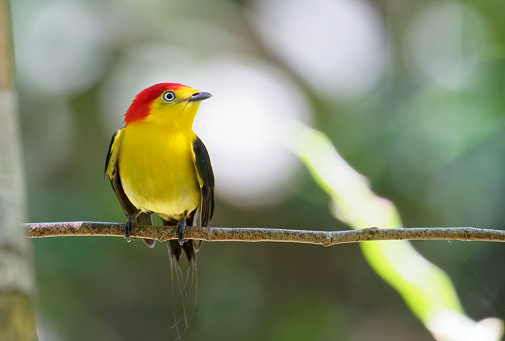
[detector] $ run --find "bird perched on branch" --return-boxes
[105,82,215,264]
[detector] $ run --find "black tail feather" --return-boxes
[162,218,198,340]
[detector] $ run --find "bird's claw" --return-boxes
[175,218,187,246]
[125,217,135,242]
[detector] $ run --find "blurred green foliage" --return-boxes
[10,0,505,339]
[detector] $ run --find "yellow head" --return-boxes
[124,83,212,130]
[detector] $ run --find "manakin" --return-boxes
[105,83,215,262]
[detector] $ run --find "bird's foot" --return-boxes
[125,216,135,242]
[175,217,187,246]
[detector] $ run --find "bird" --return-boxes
[105,82,215,264]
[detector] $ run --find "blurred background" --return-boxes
[9,0,505,339]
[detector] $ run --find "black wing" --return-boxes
[192,136,215,227]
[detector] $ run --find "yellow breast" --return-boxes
[118,121,200,220]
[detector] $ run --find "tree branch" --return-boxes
[24,222,505,246]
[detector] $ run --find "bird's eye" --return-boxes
[162,91,175,102]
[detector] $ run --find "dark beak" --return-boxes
[188,92,212,102]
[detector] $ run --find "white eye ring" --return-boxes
[162,91,175,102]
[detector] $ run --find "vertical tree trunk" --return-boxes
[0,0,37,339]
